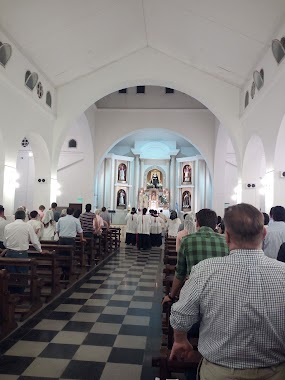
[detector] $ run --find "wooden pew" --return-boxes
[0,269,18,339]
[0,258,42,321]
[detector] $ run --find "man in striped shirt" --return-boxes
[79,204,95,237]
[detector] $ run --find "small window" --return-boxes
[0,42,12,67]
[260,69,264,81]
[272,39,285,64]
[165,87,174,94]
[119,88,127,94]
[68,139,77,148]
[245,91,249,108]
[46,91,52,107]
[21,137,29,148]
[253,70,264,91]
[25,70,38,91]
[137,86,145,94]
[250,82,255,99]
[37,82,43,98]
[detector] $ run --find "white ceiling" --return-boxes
[0,0,284,87]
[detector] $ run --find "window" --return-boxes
[37,82,43,98]
[119,88,127,94]
[0,42,12,67]
[253,70,264,91]
[137,86,145,94]
[260,69,264,81]
[272,39,285,64]
[68,139,77,148]
[46,91,52,107]
[250,82,255,99]
[25,70,38,91]
[165,87,174,94]
[21,137,29,148]
[245,91,249,108]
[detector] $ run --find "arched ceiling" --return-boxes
[0,0,285,87]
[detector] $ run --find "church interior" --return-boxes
[1,1,285,379]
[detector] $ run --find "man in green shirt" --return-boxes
[162,208,229,305]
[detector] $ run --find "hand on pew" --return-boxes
[162,294,173,305]
[169,340,194,362]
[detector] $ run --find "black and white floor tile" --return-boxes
[0,246,164,380]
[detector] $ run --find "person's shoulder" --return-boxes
[193,255,228,271]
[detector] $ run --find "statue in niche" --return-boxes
[117,189,126,207]
[151,171,159,188]
[182,191,191,209]
[183,165,191,183]
[118,163,127,182]
[143,193,149,209]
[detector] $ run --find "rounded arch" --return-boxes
[143,165,167,188]
[242,134,267,211]
[25,131,51,178]
[54,48,241,167]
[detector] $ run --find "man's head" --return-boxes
[263,212,270,226]
[143,208,147,215]
[269,207,275,218]
[223,203,265,250]
[15,210,26,220]
[51,202,57,209]
[102,207,106,212]
[85,204,92,212]
[30,210,38,219]
[67,207,74,215]
[272,206,285,222]
[0,206,4,216]
[39,205,45,211]
[195,209,217,230]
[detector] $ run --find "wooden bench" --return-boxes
[0,269,18,339]
[0,258,42,321]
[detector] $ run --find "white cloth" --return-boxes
[150,216,163,234]
[56,214,83,237]
[0,216,9,242]
[27,219,43,239]
[137,214,151,235]
[263,221,285,259]
[4,219,41,252]
[125,213,137,234]
[167,218,181,237]
[41,223,56,240]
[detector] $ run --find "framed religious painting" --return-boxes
[118,163,127,182]
[117,189,127,209]
[182,164,192,184]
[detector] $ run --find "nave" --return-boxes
[0,246,163,380]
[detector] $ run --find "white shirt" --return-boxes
[167,218,181,237]
[263,221,285,259]
[27,219,43,239]
[150,216,163,234]
[125,213,137,234]
[0,216,9,242]
[137,214,151,235]
[41,223,56,240]
[56,215,83,237]
[4,219,41,252]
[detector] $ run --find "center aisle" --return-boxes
[0,245,163,380]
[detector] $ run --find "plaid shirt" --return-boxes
[175,226,229,281]
[170,250,285,368]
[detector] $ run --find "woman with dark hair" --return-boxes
[125,207,137,246]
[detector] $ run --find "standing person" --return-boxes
[80,204,95,238]
[51,202,60,222]
[41,210,56,241]
[100,207,111,228]
[263,205,285,259]
[3,210,42,292]
[150,210,163,247]
[38,205,45,220]
[176,213,196,252]
[56,207,85,247]
[0,205,8,249]
[125,207,137,246]
[166,211,181,238]
[170,204,285,380]
[27,210,43,239]
[137,208,151,250]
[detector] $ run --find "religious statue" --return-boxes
[117,190,126,207]
[143,193,149,208]
[183,165,191,183]
[182,191,191,209]
[151,171,159,188]
[118,164,126,182]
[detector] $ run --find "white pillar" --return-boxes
[134,155,140,207]
[140,159,144,189]
[170,155,176,209]
[167,159,171,189]
[3,165,17,215]
[110,156,115,209]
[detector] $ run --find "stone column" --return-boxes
[167,159,171,189]
[134,155,140,207]
[170,155,176,210]
[110,156,115,209]
[104,157,112,208]
[140,159,144,189]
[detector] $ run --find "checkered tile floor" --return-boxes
[0,246,163,380]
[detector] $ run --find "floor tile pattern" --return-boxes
[0,246,163,380]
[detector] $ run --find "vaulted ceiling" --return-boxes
[0,0,284,88]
